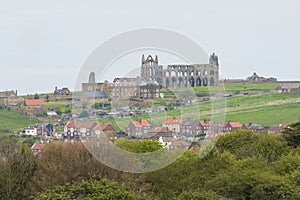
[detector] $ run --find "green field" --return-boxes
[102,92,300,129]
[162,83,279,98]
[45,102,68,108]
[0,110,39,133]
[224,102,300,126]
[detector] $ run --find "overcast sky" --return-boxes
[0,0,299,95]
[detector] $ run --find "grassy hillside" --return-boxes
[162,83,279,98]
[0,109,39,133]
[103,93,300,129]
[179,93,299,126]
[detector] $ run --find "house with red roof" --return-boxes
[169,140,190,150]
[162,117,182,133]
[93,124,115,136]
[126,119,151,137]
[268,124,288,134]
[31,143,47,156]
[180,119,202,135]
[221,122,247,133]
[147,126,174,139]
[24,99,45,116]
[200,120,219,134]
[247,123,266,133]
[64,120,97,140]
[25,99,45,106]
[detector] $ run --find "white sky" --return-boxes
[0,0,299,95]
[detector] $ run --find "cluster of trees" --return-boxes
[0,143,36,199]
[0,122,300,199]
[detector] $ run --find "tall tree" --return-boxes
[0,144,37,199]
[282,122,300,148]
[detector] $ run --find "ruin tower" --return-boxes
[209,53,219,68]
[89,72,95,84]
[141,55,163,85]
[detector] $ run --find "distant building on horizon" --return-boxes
[223,72,277,84]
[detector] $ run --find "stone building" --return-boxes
[82,72,138,99]
[82,72,159,99]
[82,53,220,98]
[24,99,46,117]
[0,90,21,107]
[141,53,219,88]
[245,72,277,83]
[54,86,71,95]
[276,81,300,93]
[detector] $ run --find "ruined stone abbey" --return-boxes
[82,53,219,98]
[141,53,219,88]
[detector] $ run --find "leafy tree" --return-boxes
[206,156,300,199]
[30,142,130,195]
[20,136,40,148]
[252,134,289,162]
[272,150,300,175]
[45,94,49,102]
[216,130,260,159]
[34,179,146,200]
[0,144,37,199]
[145,149,234,199]
[34,93,40,99]
[115,139,163,153]
[0,138,18,158]
[250,172,300,199]
[282,122,300,148]
[176,188,216,200]
[216,130,289,162]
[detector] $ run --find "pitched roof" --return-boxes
[181,119,200,126]
[170,140,190,148]
[131,119,150,128]
[149,126,173,134]
[225,122,243,128]
[94,124,115,131]
[248,124,264,129]
[163,117,182,125]
[25,99,45,106]
[31,143,47,151]
[200,121,217,127]
[268,124,288,132]
[65,120,97,129]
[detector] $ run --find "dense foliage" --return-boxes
[1,124,300,199]
[34,179,146,200]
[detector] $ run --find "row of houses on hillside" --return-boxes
[20,123,55,137]
[63,120,115,140]
[126,117,243,137]
[126,117,289,139]
[61,117,289,146]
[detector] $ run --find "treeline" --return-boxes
[0,122,299,199]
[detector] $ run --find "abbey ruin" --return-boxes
[82,53,220,98]
[141,53,219,88]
